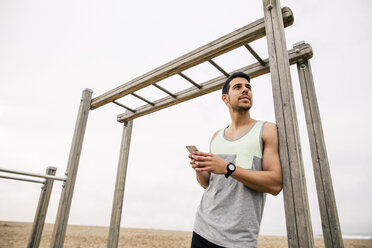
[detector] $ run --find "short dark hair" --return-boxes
[222,72,251,94]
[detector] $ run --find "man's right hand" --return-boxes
[189,151,210,189]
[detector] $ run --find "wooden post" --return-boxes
[107,120,133,248]
[296,57,344,248]
[50,89,93,248]
[27,166,57,248]
[262,1,314,247]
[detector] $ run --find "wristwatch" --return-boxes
[225,162,236,178]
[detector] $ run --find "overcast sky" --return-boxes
[1,0,371,238]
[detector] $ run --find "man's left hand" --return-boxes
[191,151,228,175]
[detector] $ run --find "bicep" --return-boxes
[262,123,281,175]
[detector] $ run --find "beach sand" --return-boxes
[1,221,371,248]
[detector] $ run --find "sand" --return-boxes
[1,221,371,248]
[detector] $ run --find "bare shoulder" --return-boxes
[262,122,278,143]
[209,130,220,152]
[211,130,219,142]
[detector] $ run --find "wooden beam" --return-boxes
[90,7,294,110]
[296,59,344,248]
[208,59,230,77]
[178,73,202,89]
[244,44,266,66]
[153,83,177,98]
[263,1,314,247]
[27,167,57,248]
[50,89,93,248]
[112,100,136,113]
[131,93,155,106]
[117,43,312,122]
[107,120,133,248]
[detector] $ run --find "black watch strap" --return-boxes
[225,162,236,178]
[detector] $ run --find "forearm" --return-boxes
[196,171,210,189]
[231,166,282,195]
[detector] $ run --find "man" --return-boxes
[188,72,282,248]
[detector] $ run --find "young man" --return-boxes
[188,72,282,248]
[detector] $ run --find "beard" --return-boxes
[225,95,252,113]
[231,105,251,113]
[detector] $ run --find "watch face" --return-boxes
[228,164,235,170]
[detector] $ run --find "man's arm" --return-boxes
[192,123,282,195]
[188,131,219,189]
[232,122,282,195]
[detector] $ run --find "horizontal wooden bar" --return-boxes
[153,83,177,98]
[208,60,230,77]
[91,7,294,110]
[0,174,44,184]
[117,43,313,122]
[112,101,136,113]
[244,44,266,66]
[131,93,155,106]
[178,73,202,89]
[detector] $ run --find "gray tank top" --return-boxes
[193,121,266,248]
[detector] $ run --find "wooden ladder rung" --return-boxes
[178,73,202,89]
[208,60,230,77]
[244,44,266,66]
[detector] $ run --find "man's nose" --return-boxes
[242,87,249,93]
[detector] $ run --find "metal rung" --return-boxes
[0,174,44,184]
[244,44,266,66]
[131,93,155,106]
[0,167,65,182]
[112,101,136,113]
[208,60,230,77]
[178,73,202,89]
[153,83,177,98]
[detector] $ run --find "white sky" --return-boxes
[1,0,371,238]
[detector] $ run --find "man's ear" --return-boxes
[222,94,229,104]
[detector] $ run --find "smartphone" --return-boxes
[186,145,198,153]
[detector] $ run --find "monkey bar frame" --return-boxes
[49,2,343,247]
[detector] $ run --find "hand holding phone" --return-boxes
[186,145,205,168]
[186,145,198,153]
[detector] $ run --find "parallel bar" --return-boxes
[0,167,65,182]
[208,59,230,77]
[112,100,136,113]
[117,43,312,122]
[153,83,177,98]
[90,7,294,109]
[263,1,314,247]
[107,120,133,248]
[178,72,202,89]
[50,89,93,248]
[131,93,155,106]
[296,59,344,248]
[244,44,266,66]
[28,167,57,248]
[0,175,44,184]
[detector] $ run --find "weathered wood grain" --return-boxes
[296,59,344,248]
[90,7,294,110]
[50,89,93,248]
[263,0,314,247]
[117,43,312,122]
[107,120,133,248]
[27,167,57,248]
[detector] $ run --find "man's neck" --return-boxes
[229,110,254,130]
